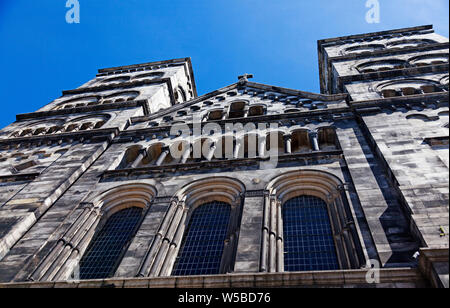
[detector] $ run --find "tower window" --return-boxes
[172,201,231,276]
[283,195,339,272]
[78,207,143,280]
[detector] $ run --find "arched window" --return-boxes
[78,207,143,280]
[283,195,339,272]
[172,201,231,276]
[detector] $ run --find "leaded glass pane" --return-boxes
[78,207,143,280]
[283,195,339,272]
[172,201,231,276]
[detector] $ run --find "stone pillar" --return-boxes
[159,209,187,277]
[155,147,170,166]
[130,149,146,168]
[138,199,179,277]
[268,196,277,272]
[233,141,242,159]
[234,194,265,273]
[310,131,320,151]
[180,145,191,164]
[149,201,185,276]
[276,200,283,272]
[259,192,270,273]
[205,143,217,161]
[284,134,292,154]
[258,137,266,158]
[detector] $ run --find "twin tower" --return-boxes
[0,25,448,288]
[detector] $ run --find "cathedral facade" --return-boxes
[0,25,448,288]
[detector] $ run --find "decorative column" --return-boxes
[130,149,147,168]
[155,147,170,166]
[268,196,278,272]
[180,145,192,164]
[276,200,284,272]
[150,203,185,276]
[284,134,292,154]
[138,198,180,277]
[258,136,266,158]
[309,131,320,151]
[205,142,217,161]
[159,210,187,276]
[260,191,270,272]
[29,204,102,282]
[233,141,242,159]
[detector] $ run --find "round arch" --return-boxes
[266,169,343,203]
[90,183,157,216]
[175,176,246,209]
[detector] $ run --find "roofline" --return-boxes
[97,57,198,98]
[98,57,191,73]
[317,25,433,46]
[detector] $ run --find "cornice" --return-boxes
[100,150,344,181]
[61,78,168,95]
[0,128,119,146]
[317,25,434,46]
[15,100,150,121]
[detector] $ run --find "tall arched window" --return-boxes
[172,201,231,276]
[283,195,339,272]
[78,207,143,280]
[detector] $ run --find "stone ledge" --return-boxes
[0,268,425,289]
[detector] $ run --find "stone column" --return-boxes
[205,143,217,161]
[149,201,185,276]
[138,199,179,277]
[258,136,266,158]
[233,141,242,159]
[269,196,277,272]
[180,145,191,164]
[259,192,270,272]
[130,149,146,168]
[29,206,94,281]
[159,209,187,276]
[276,200,284,272]
[310,131,320,151]
[284,134,292,154]
[155,147,170,166]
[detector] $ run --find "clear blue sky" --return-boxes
[0,0,448,128]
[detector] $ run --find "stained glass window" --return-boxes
[172,201,231,276]
[283,195,339,272]
[78,207,143,280]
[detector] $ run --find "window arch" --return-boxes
[387,39,436,49]
[228,101,247,119]
[132,72,164,81]
[176,86,187,103]
[101,76,131,85]
[172,201,231,276]
[115,145,143,169]
[137,177,245,278]
[78,207,144,280]
[356,59,407,73]
[343,44,385,55]
[261,170,364,273]
[283,195,339,272]
[29,183,157,281]
[409,53,449,67]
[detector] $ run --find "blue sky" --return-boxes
[0,0,448,128]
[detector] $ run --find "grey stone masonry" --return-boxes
[0,27,448,288]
